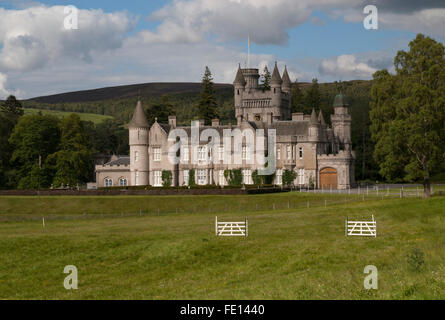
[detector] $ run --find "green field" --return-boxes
[23,108,113,124]
[0,192,444,299]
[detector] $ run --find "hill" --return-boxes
[24,108,113,124]
[27,82,233,104]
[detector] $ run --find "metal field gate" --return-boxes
[346,215,377,237]
[215,216,248,237]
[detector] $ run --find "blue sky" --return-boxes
[0,0,444,98]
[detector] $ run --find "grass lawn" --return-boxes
[23,108,113,124]
[0,192,444,299]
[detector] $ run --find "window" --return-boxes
[119,178,127,186]
[182,146,189,162]
[104,178,112,187]
[276,169,283,185]
[198,146,207,162]
[183,170,189,186]
[299,147,303,160]
[219,170,226,186]
[242,146,250,160]
[135,151,139,162]
[242,169,252,185]
[218,146,224,161]
[298,168,305,185]
[197,169,207,185]
[154,148,161,161]
[154,171,162,187]
[286,145,292,160]
[277,147,281,160]
[135,172,139,186]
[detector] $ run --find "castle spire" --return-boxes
[318,110,326,128]
[282,65,291,86]
[129,99,149,128]
[310,108,319,125]
[233,64,246,85]
[271,62,282,85]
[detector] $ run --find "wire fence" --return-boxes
[0,189,437,223]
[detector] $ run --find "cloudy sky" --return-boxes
[1,0,445,99]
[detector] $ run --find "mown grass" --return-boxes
[0,193,444,299]
[24,108,113,124]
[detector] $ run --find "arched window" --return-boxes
[104,178,113,187]
[135,151,139,162]
[119,178,127,186]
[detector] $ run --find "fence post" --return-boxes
[367,186,369,195]
[376,186,379,196]
[245,218,248,237]
[42,217,45,228]
[345,217,348,237]
[215,216,218,236]
[400,188,402,198]
[287,201,290,209]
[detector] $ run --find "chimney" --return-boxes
[212,119,220,127]
[168,116,177,128]
[292,113,304,121]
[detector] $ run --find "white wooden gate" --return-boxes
[215,216,248,237]
[346,215,377,237]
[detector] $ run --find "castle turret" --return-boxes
[331,93,352,151]
[308,108,320,141]
[129,99,150,186]
[281,66,291,94]
[233,64,245,112]
[270,62,282,121]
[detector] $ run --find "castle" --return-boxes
[95,63,355,189]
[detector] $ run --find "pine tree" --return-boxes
[291,79,304,113]
[304,78,321,114]
[1,95,24,117]
[260,66,271,91]
[197,66,218,125]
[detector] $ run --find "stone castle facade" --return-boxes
[95,63,355,189]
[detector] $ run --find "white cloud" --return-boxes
[319,54,377,79]
[142,0,315,45]
[0,6,135,72]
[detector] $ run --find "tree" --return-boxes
[162,170,172,187]
[303,78,321,114]
[197,66,218,125]
[48,114,93,187]
[1,95,24,117]
[291,79,304,113]
[370,34,445,197]
[9,114,61,189]
[282,169,297,186]
[147,94,174,124]
[260,66,271,91]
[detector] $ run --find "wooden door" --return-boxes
[320,167,338,189]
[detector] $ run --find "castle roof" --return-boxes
[104,156,130,166]
[233,64,246,85]
[271,62,282,84]
[333,92,349,107]
[129,100,150,128]
[282,66,291,86]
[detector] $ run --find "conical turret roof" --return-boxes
[271,62,282,84]
[318,110,326,127]
[233,64,246,85]
[129,100,149,128]
[282,66,291,86]
[310,108,319,125]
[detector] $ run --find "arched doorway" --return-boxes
[320,167,338,189]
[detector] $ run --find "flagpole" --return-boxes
[248,36,250,68]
